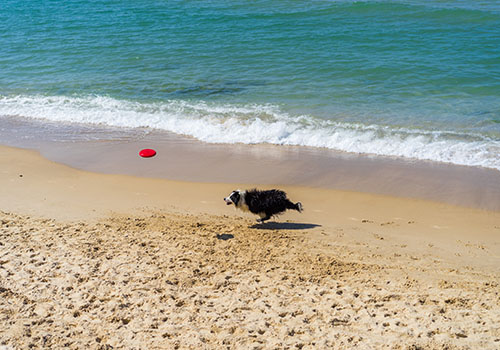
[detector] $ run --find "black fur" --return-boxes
[228,191,240,206]
[224,189,302,223]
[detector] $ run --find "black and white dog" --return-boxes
[224,189,302,223]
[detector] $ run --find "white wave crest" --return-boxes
[1,94,499,171]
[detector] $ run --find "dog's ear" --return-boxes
[230,191,240,205]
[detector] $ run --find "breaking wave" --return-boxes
[1,94,499,171]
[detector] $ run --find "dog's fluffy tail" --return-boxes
[295,202,303,213]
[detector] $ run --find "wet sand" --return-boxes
[1,115,500,211]
[1,145,499,349]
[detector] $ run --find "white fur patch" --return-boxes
[234,190,250,213]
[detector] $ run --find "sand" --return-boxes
[1,145,500,349]
[2,116,500,211]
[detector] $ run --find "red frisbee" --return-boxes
[139,149,157,158]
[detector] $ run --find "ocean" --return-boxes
[1,0,499,170]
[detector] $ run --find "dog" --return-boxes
[224,189,302,223]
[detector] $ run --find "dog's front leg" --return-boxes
[257,213,271,223]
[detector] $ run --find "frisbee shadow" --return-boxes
[216,233,235,241]
[250,222,321,230]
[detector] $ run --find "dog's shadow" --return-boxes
[250,222,321,230]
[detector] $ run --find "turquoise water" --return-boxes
[1,0,499,169]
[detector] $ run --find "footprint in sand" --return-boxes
[372,234,384,240]
[380,221,395,226]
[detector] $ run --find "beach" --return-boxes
[2,1,500,348]
[1,145,499,349]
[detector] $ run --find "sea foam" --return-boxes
[1,94,499,171]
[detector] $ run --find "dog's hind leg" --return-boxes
[295,202,303,212]
[286,200,303,212]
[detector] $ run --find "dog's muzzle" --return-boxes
[224,197,233,205]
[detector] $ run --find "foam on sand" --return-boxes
[1,94,499,170]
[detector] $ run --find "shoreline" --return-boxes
[1,116,500,211]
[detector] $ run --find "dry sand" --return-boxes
[1,145,499,349]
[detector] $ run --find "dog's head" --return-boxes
[224,190,242,206]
